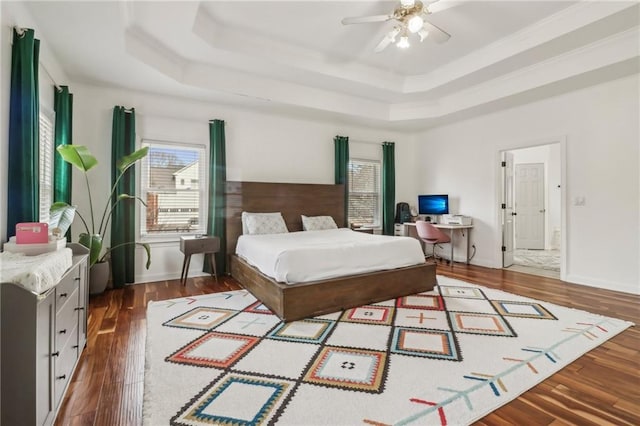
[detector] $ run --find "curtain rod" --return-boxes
[13,26,62,92]
[41,63,62,92]
[350,139,384,146]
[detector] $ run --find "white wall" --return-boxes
[414,75,640,294]
[71,83,417,283]
[1,1,68,243]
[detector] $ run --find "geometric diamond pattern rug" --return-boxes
[143,276,633,425]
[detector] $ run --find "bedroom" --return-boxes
[0,1,638,425]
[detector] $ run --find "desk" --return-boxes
[404,223,473,264]
[179,236,219,285]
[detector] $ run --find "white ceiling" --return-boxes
[24,0,640,130]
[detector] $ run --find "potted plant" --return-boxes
[50,145,151,294]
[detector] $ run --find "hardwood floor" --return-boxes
[55,264,639,425]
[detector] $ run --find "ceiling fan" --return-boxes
[341,0,451,52]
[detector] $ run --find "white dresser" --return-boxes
[1,243,89,426]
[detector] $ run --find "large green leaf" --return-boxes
[49,202,76,236]
[139,242,152,269]
[116,146,149,173]
[118,194,147,206]
[79,233,103,266]
[57,145,98,172]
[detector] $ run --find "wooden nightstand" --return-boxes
[179,236,219,285]
[352,227,374,234]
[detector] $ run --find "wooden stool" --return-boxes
[179,236,219,285]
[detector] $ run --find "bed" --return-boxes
[226,181,436,322]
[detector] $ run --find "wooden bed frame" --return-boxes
[225,181,437,322]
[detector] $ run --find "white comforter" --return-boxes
[0,248,73,294]
[236,228,425,284]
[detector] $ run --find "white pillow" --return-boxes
[242,212,289,235]
[301,215,338,231]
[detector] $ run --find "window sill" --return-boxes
[139,233,203,245]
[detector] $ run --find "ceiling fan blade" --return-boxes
[342,14,391,25]
[374,37,393,53]
[422,20,451,43]
[374,27,401,53]
[427,0,464,14]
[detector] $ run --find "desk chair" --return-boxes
[415,221,451,263]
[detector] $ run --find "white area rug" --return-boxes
[514,249,560,271]
[143,276,632,425]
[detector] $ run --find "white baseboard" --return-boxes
[564,274,640,295]
[133,271,213,285]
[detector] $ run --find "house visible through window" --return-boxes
[38,109,55,224]
[348,158,381,227]
[140,141,207,236]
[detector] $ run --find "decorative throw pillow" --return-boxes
[301,215,338,231]
[242,212,289,235]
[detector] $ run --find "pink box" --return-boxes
[15,222,49,244]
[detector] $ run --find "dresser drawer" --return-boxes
[54,324,79,408]
[55,287,79,351]
[56,267,80,313]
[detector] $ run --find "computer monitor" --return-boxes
[418,194,449,215]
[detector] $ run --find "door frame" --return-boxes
[495,136,567,280]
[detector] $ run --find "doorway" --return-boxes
[501,143,562,279]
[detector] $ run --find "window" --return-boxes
[38,109,55,224]
[140,141,207,237]
[348,158,381,226]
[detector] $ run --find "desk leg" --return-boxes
[466,229,471,264]
[450,229,455,266]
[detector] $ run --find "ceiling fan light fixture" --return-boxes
[407,15,424,33]
[418,28,429,42]
[400,0,415,7]
[396,35,410,49]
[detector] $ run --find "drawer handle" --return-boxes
[72,345,79,349]
[56,374,66,380]
[51,351,60,357]
[74,307,85,311]
[59,292,68,298]
[59,329,67,334]
[74,277,81,281]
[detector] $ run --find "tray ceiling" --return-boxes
[23,1,640,130]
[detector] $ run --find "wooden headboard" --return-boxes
[225,181,345,257]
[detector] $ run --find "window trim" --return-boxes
[347,157,382,227]
[138,138,208,242]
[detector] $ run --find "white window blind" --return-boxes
[348,159,381,226]
[140,141,207,236]
[39,111,55,224]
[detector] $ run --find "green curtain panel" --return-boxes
[54,86,73,239]
[382,142,396,236]
[334,135,349,227]
[7,28,40,236]
[110,106,136,288]
[205,119,227,274]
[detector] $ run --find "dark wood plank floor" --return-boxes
[55,263,639,425]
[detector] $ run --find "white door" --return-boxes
[502,152,515,267]
[515,163,545,249]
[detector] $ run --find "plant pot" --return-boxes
[89,261,110,295]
